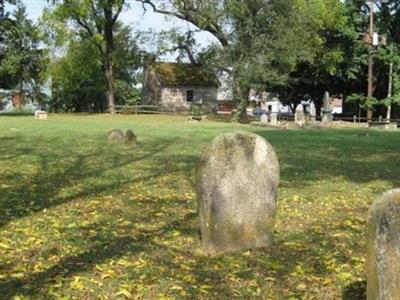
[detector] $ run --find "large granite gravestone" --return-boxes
[366,189,400,300]
[196,132,279,255]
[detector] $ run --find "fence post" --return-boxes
[135,102,138,115]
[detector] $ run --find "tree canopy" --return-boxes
[137,0,349,120]
[0,3,47,103]
[2,0,400,118]
[47,0,129,113]
[46,19,141,112]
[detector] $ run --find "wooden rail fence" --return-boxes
[113,105,177,115]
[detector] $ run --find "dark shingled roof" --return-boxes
[153,62,219,87]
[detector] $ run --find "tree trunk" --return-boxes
[105,61,115,114]
[104,11,115,114]
[232,79,248,123]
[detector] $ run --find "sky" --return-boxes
[18,0,217,61]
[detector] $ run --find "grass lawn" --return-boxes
[0,114,399,299]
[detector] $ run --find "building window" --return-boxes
[186,90,194,102]
[268,105,272,112]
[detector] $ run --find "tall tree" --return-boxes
[50,0,127,113]
[271,0,353,112]
[0,0,18,86]
[47,21,141,112]
[0,4,47,102]
[375,0,400,118]
[137,0,336,121]
[334,0,400,118]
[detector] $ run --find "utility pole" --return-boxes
[386,61,393,122]
[367,0,374,121]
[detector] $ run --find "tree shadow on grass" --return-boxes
[342,281,366,300]
[0,135,190,228]
[0,236,144,298]
[0,211,198,299]
[0,202,368,299]
[2,127,394,298]
[254,129,400,188]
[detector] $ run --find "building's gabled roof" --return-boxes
[152,62,219,88]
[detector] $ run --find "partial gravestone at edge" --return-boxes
[366,189,400,300]
[196,131,279,255]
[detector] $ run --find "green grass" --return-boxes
[0,114,399,299]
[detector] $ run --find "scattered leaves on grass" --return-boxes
[1,115,399,299]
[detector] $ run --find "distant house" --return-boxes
[0,89,22,111]
[0,88,43,112]
[142,62,219,113]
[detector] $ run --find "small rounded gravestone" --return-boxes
[196,131,279,255]
[125,129,137,145]
[108,128,124,143]
[366,189,400,300]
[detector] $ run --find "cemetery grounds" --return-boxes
[0,114,399,299]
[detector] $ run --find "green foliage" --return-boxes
[142,0,349,120]
[48,0,129,112]
[272,0,358,108]
[270,0,398,120]
[1,115,400,298]
[225,0,332,88]
[0,4,48,102]
[49,38,105,112]
[265,0,400,116]
[376,45,400,110]
[148,28,200,64]
[347,93,379,109]
[0,0,19,48]
[114,81,142,105]
[190,103,203,116]
[7,105,35,114]
[46,21,141,112]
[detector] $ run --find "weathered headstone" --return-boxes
[260,114,269,124]
[108,128,124,143]
[309,102,316,123]
[295,104,305,126]
[366,189,400,300]
[125,129,137,145]
[196,131,279,255]
[270,112,278,126]
[321,91,332,124]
